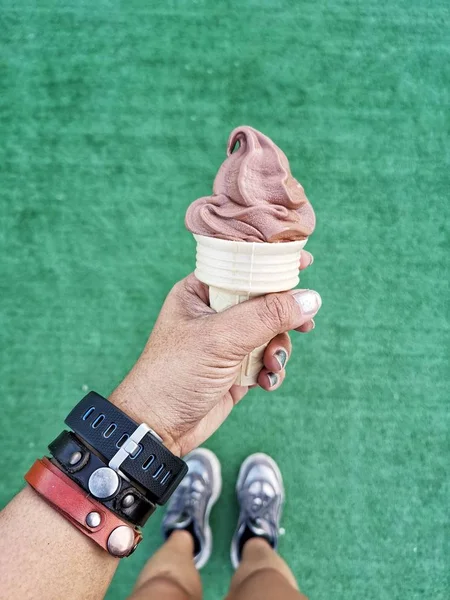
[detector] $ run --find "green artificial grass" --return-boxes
[1,1,449,599]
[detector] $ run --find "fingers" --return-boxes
[299,250,314,270]
[229,384,249,405]
[215,288,322,355]
[180,272,211,304]
[260,324,315,392]
[263,332,291,373]
[258,367,286,391]
[295,318,315,333]
[169,273,214,318]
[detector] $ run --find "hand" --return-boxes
[110,250,321,456]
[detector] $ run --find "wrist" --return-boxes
[109,380,182,458]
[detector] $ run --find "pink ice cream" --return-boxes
[185,126,315,242]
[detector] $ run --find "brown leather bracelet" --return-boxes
[25,458,142,557]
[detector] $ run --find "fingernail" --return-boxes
[305,251,314,266]
[267,372,279,388]
[293,290,322,316]
[274,349,288,369]
[310,319,316,330]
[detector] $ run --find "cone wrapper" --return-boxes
[194,235,307,386]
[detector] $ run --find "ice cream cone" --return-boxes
[194,234,307,386]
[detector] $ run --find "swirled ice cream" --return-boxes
[185,126,315,242]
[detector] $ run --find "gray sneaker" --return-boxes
[231,453,285,569]
[161,448,222,569]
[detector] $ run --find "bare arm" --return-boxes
[0,487,118,600]
[0,272,321,600]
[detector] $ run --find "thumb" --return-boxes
[215,289,322,354]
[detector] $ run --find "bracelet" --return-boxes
[25,458,142,557]
[65,392,188,505]
[49,431,156,527]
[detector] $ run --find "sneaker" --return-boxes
[161,448,222,569]
[231,453,285,569]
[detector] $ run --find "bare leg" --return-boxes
[127,531,202,600]
[226,538,307,600]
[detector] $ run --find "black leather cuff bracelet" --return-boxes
[49,430,156,527]
[65,392,188,505]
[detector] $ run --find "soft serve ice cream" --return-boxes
[185,126,315,385]
[185,126,315,242]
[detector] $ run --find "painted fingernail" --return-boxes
[293,290,322,316]
[274,349,288,369]
[267,372,279,388]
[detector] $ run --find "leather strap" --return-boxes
[65,392,188,505]
[49,431,156,527]
[25,458,142,557]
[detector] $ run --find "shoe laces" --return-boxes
[242,481,278,531]
[169,474,206,522]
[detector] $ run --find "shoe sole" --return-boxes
[189,448,222,570]
[231,453,285,569]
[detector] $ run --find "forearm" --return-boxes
[0,487,118,600]
[0,384,168,600]
[0,388,146,600]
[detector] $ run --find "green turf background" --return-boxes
[1,1,449,599]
